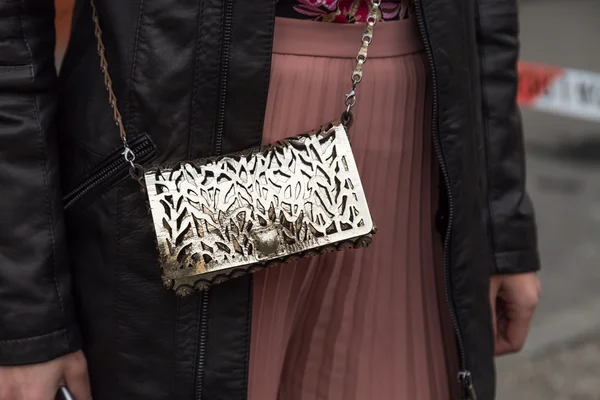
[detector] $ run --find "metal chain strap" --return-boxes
[90,0,380,177]
[90,0,143,180]
[342,0,382,127]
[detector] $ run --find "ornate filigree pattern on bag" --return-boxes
[145,122,374,295]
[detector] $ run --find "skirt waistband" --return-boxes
[272,17,424,58]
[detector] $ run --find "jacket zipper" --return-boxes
[63,136,156,210]
[195,290,210,400]
[413,1,475,399]
[213,0,233,156]
[196,1,234,398]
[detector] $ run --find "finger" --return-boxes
[489,278,502,339]
[488,276,501,306]
[1,364,61,400]
[490,300,498,345]
[495,337,513,356]
[494,307,509,355]
[494,314,512,356]
[10,386,57,400]
[506,306,534,351]
[489,295,497,334]
[0,385,16,400]
[63,362,92,400]
[497,312,533,356]
[64,376,92,400]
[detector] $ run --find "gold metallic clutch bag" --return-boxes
[91,0,381,295]
[145,122,374,294]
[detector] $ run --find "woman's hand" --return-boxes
[0,350,92,400]
[490,273,542,356]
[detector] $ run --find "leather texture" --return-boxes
[0,0,81,365]
[0,0,539,399]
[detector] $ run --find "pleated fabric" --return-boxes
[248,17,459,400]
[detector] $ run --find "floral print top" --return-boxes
[275,0,411,23]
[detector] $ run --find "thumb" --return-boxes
[62,353,92,400]
[497,303,533,355]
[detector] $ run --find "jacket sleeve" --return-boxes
[0,0,80,365]
[475,0,541,275]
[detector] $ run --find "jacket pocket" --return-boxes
[63,134,157,211]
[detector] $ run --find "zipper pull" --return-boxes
[458,370,477,400]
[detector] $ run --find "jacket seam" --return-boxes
[187,0,205,159]
[475,0,500,271]
[18,0,35,79]
[0,327,71,344]
[0,64,33,70]
[70,135,105,158]
[115,183,124,397]
[125,0,145,135]
[495,248,537,257]
[19,0,67,323]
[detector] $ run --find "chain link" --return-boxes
[91,0,144,182]
[342,0,381,128]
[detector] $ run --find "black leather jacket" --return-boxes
[0,0,539,399]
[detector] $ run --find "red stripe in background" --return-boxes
[517,61,564,106]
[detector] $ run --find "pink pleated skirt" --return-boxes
[249,17,459,400]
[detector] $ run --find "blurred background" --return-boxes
[53,0,600,398]
[497,1,600,399]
